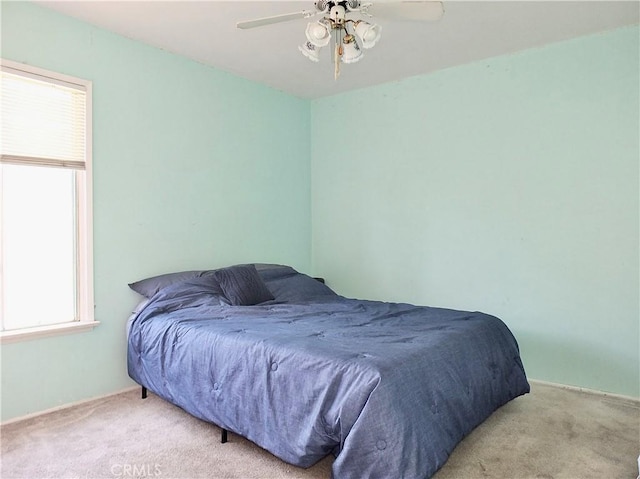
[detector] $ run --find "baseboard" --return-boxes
[4,379,637,426]
[529,378,640,404]
[1,386,139,426]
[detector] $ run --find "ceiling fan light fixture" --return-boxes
[299,41,322,62]
[305,20,331,47]
[354,20,381,49]
[238,0,446,79]
[341,34,363,64]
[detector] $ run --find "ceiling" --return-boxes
[34,1,639,99]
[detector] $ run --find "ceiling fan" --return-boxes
[237,0,445,79]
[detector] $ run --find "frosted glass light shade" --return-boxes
[354,20,381,49]
[341,35,363,64]
[299,41,322,62]
[305,21,331,47]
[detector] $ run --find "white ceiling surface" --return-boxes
[34,1,639,99]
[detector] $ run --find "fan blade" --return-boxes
[237,10,316,30]
[366,1,444,22]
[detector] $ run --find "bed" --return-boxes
[127,263,529,479]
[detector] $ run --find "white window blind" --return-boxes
[1,66,87,169]
[0,59,95,341]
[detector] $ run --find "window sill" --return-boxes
[0,321,100,344]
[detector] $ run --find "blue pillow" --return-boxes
[214,264,275,306]
[129,270,204,298]
[156,275,227,302]
[261,271,337,303]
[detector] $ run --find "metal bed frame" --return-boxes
[141,386,228,443]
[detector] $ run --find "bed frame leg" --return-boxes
[140,385,225,442]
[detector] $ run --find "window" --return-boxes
[1,59,97,342]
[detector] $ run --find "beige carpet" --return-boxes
[1,382,638,479]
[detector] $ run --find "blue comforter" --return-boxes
[128,265,529,479]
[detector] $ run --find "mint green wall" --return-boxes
[311,26,639,397]
[1,2,311,421]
